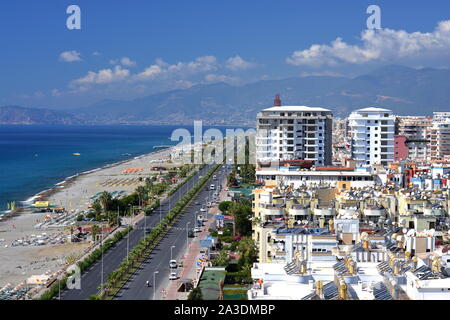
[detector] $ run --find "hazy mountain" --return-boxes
[2,65,450,125]
[0,105,84,125]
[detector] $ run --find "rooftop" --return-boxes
[261,105,331,112]
[353,107,392,113]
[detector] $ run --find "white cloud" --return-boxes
[51,89,62,97]
[204,74,240,84]
[70,65,130,87]
[299,71,344,77]
[92,51,102,56]
[134,56,218,81]
[225,56,257,71]
[287,20,450,67]
[59,50,82,62]
[110,57,137,67]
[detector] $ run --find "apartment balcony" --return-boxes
[288,207,309,216]
[313,208,335,216]
[337,208,358,217]
[423,207,446,216]
[262,207,284,216]
[363,208,385,217]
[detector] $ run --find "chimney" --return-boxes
[274,94,281,107]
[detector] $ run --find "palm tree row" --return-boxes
[101,164,220,299]
[38,226,133,300]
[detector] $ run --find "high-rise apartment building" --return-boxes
[256,95,333,167]
[396,116,431,161]
[428,112,450,162]
[348,107,395,166]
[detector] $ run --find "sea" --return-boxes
[0,124,246,213]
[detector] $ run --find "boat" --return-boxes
[72,153,81,156]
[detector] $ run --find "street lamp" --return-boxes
[153,271,159,300]
[170,245,175,261]
[159,198,162,222]
[192,208,196,226]
[186,222,191,256]
[101,229,104,296]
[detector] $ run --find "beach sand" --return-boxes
[0,147,178,288]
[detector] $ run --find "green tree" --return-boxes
[99,191,112,214]
[187,287,203,300]
[218,201,232,212]
[91,225,100,242]
[212,250,230,267]
[135,186,148,207]
[228,202,252,236]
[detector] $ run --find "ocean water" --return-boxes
[0,124,236,212]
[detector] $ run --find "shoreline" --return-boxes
[0,147,172,219]
[0,145,179,289]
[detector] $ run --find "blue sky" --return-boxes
[1,0,450,108]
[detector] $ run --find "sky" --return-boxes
[1,0,450,109]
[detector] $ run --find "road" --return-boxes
[114,165,230,300]
[60,164,214,300]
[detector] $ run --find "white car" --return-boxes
[200,208,206,212]
[193,227,201,233]
[169,260,177,268]
[169,272,178,280]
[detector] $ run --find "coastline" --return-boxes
[0,145,176,289]
[0,147,171,219]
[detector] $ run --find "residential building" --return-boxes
[349,107,395,166]
[256,95,333,167]
[428,113,450,162]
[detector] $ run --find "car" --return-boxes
[193,227,201,233]
[188,230,195,238]
[200,207,206,212]
[145,228,152,234]
[169,260,178,268]
[194,201,200,205]
[210,184,215,190]
[169,272,178,280]
[213,175,217,180]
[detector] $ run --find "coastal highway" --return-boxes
[114,165,229,300]
[60,164,215,300]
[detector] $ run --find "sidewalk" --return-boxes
[164,181,226,300]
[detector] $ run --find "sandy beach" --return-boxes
[0,146,178,289]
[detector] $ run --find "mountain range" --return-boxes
[1,65,450,125]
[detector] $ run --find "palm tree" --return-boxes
[99,191,112,214]
[135,186,148,207]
